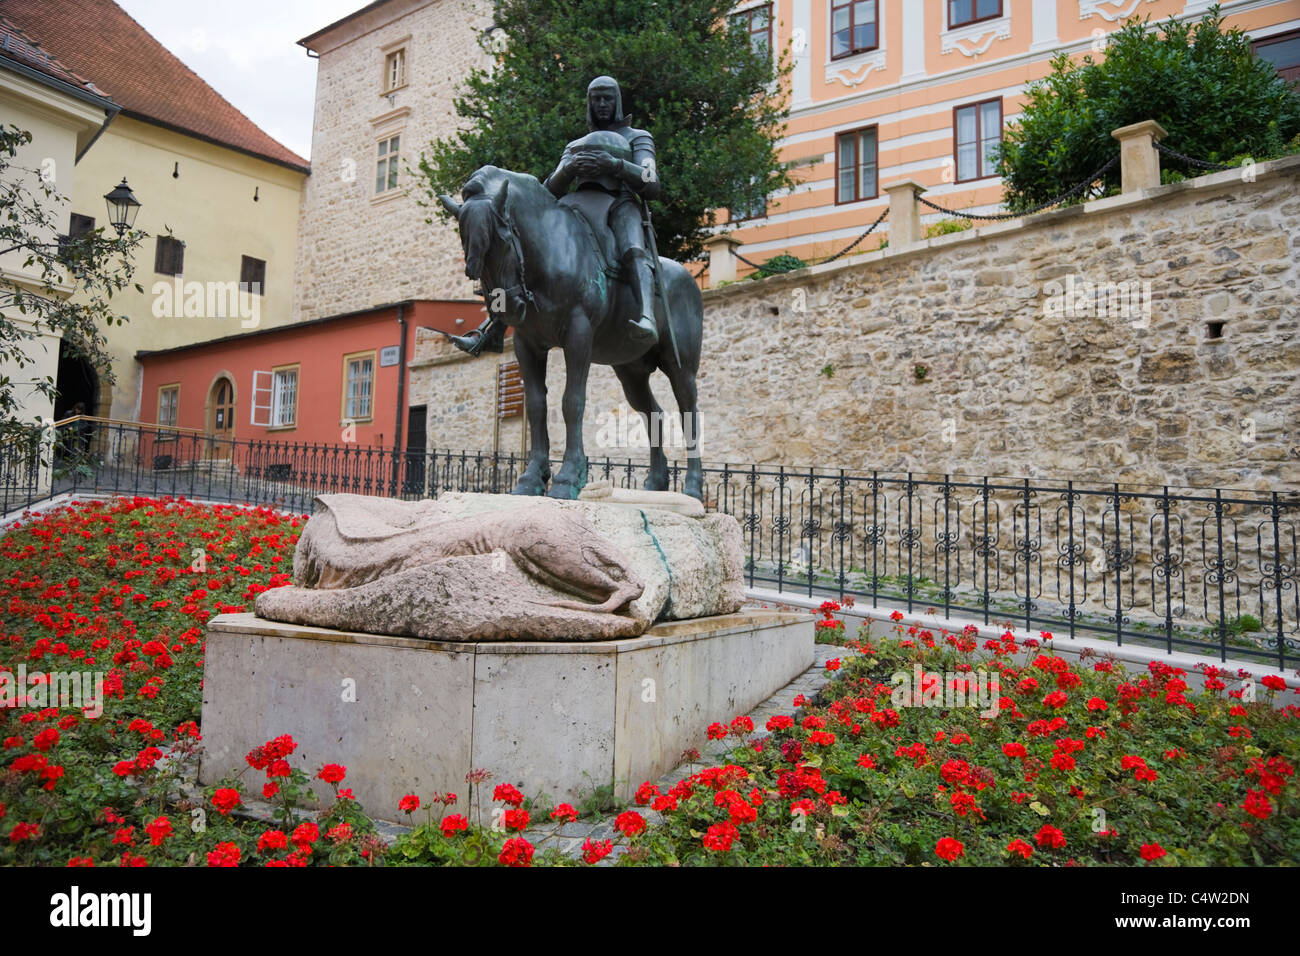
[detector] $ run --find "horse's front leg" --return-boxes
[512,334,551,496]
[547,310,592,500]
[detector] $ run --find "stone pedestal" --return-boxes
[199,610,813,821]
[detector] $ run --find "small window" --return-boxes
[384,48,407,92]
[835,126,878,204]
[69,213,95,239]
[375,136,400,194]
[730,4,772,58]
[271,366,298,428]
[831,0,878,60]
[157,385,179,427]
[343,352,376,421]
[955,98,1002,182]
[948,0,1001,29]
[240,255,266,295]
[154,236,185,276]
[497,360,523,420]
[1253,29,1300,86]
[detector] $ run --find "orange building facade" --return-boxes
[136,300,479,451]
[720,0,1300,272]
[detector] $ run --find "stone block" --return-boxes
[199,610,813,820]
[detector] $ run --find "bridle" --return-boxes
[477,193,535,323]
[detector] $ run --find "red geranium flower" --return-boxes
[206,842,241,867]
[145,816,173,847]
[440,814,469,837]
[550,803,579,823]
[582,838,613,864]
[1034,824,1066,849]
[1140,843,1167,861]
[703,821,738,852]
[935,837,964,861]
[1006,839,1033,859]
[398,794,420,814]
[492,783,525,807]
[211,788,241,816]
[498,836,534,867]
[614,810,646,837]
[316,763,347,784]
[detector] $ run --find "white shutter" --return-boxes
[250,370,272,426]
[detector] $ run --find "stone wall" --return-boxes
[406,154,1300,494]
[292,0,490,322]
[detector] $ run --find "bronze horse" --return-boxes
[440,165,705,501]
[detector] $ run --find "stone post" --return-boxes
[1111,120,1169,194]
[883,179,926,248]
[703,234,743,286]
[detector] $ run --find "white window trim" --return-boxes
[942,3,1011,57]
[270,366,299,429]
[826,0,886,88]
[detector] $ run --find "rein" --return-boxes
[487,200,535,322]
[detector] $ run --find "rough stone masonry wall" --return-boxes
[407,155,1300,494]
[292,0,491,322]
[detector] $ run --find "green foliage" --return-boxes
[923,218,971,238]
[414,0,793,261]
[998,4,1300,212]
[750,252,807,278]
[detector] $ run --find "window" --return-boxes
[157,385,179,427]
[343,352,375,421]
[240,255,266,295]
[948,0,1001,29]
[831,0,878,60]
[154,236,184,276]
[955,98,1002,182]
[730,4,772,57]
[1253,30,1300,86]
[375,136,400,194]
[58,213,95,263]
[835,126,878,203]
[271,366,298,428]
[384,48,407,92]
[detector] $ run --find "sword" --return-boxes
[639,197,681,369]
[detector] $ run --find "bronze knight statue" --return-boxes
[449,75,662,356]
[439,76,704,501]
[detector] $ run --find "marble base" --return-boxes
[198,610,813,821]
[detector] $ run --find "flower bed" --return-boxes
[1,498,1296,867]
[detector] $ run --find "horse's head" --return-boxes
[439,166,511,283]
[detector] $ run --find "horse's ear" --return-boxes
[438,194,462,218]
[493,178,509,214]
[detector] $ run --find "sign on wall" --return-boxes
[379,345,400,367]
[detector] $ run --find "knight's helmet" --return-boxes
[586,75,625,130]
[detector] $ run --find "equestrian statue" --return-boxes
[439,76,705,502]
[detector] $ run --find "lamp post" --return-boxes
[102,178,141,236]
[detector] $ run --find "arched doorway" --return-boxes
[206,374,236,460]
[54,339,100,462]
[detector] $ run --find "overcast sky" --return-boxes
[117,0,367,161]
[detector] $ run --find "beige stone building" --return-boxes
[293,0,493,323]
[2,0,309,427]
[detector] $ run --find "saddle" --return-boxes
[557,188,623,282]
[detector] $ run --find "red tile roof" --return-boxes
[0,14,107,96]
[0,0,309,171]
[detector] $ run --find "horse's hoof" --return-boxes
[546,479,583,500]
[512,472,548,496]
[684,480,704,502]
[642,473,669,492]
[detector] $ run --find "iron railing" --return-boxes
[4,419,1297,669]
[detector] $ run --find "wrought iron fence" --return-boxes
[5,419,1297,669]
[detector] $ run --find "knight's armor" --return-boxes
[449,76,660,356]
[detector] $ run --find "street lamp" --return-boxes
[102,178,141,236]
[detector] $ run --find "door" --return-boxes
[403,405,426,496]
[208,377,236,460]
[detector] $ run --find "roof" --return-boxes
[0,14,104,94]
[0,0,309,171]
[297,0,393,52]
